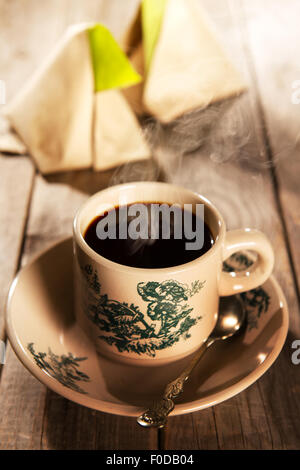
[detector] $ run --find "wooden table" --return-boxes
[0,0,299,450]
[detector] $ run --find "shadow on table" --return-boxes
[44,158,164,196]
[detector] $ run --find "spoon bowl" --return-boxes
[137,295,246,428]
[209,295,246,342]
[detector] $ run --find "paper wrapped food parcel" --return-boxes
[122,0,247,124]
[4,23,151,174]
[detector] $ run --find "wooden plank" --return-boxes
[41,391,156,450]
[241,0,300,306]
[0,0,157,450]
[239,0,300,449]
[0,1,65,102]
[0,155,34,420]
[162,0,300,449]
[0,345,46,449]
[0,173,86,450]
[0,173,157,449]
[162,410,219,450]
[162,156,288,449]
[0,156,34,342]
[165,389,274,450]
[0,156,34,335]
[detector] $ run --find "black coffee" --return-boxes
[84,203,214,269]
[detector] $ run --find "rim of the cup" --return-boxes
[73,181,226,273]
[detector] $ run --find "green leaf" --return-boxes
[142,0,168,72]
[88,24,142,92]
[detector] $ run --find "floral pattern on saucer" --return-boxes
[27,343,90,394]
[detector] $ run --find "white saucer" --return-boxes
[6,238,289,417]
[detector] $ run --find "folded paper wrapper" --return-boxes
[1,0,247,174]
[0,115,27,155]
[2,23,151,174]
[122,0,247,123]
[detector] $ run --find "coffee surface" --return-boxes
[84,203,214,268]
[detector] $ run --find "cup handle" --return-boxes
[219,229,274,296]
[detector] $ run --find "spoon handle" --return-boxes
[137,338,214,428]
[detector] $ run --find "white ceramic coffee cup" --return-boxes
[73,182,274,365]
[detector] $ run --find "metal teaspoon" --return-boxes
[137,295,246,428]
